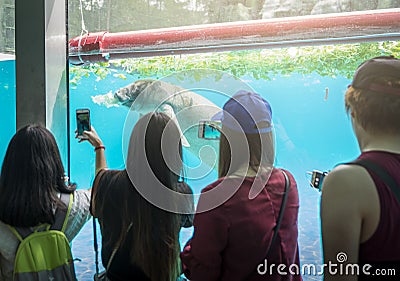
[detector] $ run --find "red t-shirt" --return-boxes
[181,168,302,281]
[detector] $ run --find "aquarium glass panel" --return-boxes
[68,41,400,281]
[45,0,69,174]
[47,70,69,175]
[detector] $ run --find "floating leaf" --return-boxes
[70,41,400,85]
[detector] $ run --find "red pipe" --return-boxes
[69,9,400,64]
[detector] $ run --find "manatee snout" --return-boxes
[114,79,155,109]
[114,85,135,107]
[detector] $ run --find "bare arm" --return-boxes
[79,126,107,175]
[94,146,107,176]
[76,126,107,194]
[321,165,364,281]
[89,168,107,217]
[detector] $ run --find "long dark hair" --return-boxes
[94,112,182,281]
[0,124,75,227]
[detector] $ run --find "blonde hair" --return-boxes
[345,77,400,134]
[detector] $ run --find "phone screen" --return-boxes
[198,120,221,140]
[76,109,91,138]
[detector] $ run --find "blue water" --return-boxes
[0,58,360,280]
[0,59,16,167]
[68,67,359,280]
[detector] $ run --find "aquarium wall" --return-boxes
[69,42,399,281]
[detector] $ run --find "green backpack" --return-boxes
[8,193,77,281]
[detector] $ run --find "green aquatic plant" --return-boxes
[69,41,400,85]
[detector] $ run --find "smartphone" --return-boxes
[76,108,91,139]
[309,170,328,191]
[198,120,221,140]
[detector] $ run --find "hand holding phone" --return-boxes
[198,120,221,140]
[76,108,91,139]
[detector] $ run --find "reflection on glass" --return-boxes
[67,0,400,36]
[0,0,15,53]
[199,120,222,140]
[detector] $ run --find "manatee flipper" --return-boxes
[159,104,190,147]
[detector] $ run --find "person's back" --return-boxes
[0,191,92,280]
[181,91,302,280]
[183,169,300,280]
[6,193,75,281]
[0,124,105,279]
[93,169,172,281]
[91,112,193,281]
[321,56,400,281]
[357,151,400,268]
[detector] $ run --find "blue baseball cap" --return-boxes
[212,90,272,134]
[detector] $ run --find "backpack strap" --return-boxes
[92,169,108,275]
[346,159,400,204]
[51,193,73,232]
[9,193,73,241]
[8,223,51,241]
[265,169,291,257]
[7,226,25,242]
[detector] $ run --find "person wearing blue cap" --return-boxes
[321,56,400,280]
[181,90,302,280]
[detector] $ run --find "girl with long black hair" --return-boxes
[0,124,105,279]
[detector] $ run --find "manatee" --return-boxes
[114,79,221,172]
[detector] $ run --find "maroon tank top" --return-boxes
[357,151,400,266]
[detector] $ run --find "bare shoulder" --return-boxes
[321,163,379,219]
[321,162,381,246]
[322,164,375,196]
